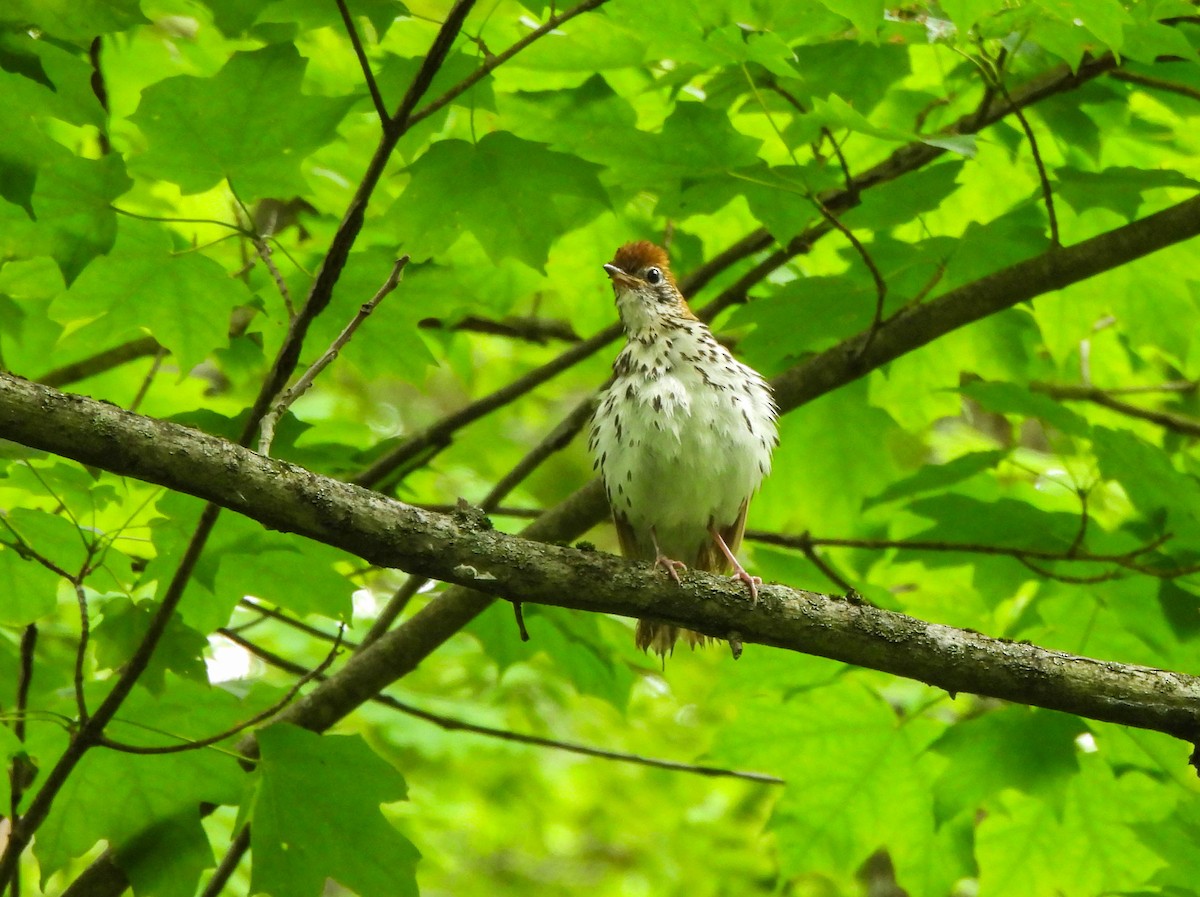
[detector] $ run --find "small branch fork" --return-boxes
[258,256,409,455]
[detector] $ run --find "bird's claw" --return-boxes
[655,555,687,584]
[731,569,762,605]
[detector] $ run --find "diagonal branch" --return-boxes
[60,173,1189,887]
[4,362,1200,741]
[23,195,1200,896]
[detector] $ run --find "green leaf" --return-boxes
[864,449,1009,509]
[786,40,912,114]
[976,757,1165,896]
[0,546,61,626]
[93,596,210,692]
[117,814,217,897]
[2,507,91,574]
[711,682,945,888]
[52,218,244,374]
[610,102,764,186]
[35,679,246,884]
[906,495,1084,552]
[731,276,876,368]
[0,123,129,283]
[815,0,886,40]
[392,131,607,271]
[930,707,1085,822]
[1092,426,1200,543]
[938,206,1050,292]
[1,0,147,40]
[252,724,420,897]
[129,43,356,196]
[843,161,964,230]
[1054,166,1200,220]
[497,75,638,165]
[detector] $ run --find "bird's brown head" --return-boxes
[603,241,695,334]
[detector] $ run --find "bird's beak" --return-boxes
[603,263,636,289]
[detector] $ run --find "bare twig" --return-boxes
[977,48,1060,246]
[238,0,479,446]
[794,531,855,593]
[335,0,388,121]
[128,347,167,413]
[38,336,163,389]
[198,827,250,897]
[1032,382,1200,438]
[8,624,37,897]
[239,598,359,648]
[253,238,295,320]
[72,581,92,725]
[258,256,408,455]
[1109,69,1200,103]
[98,627,344,755]
[419,314,582,343]
[748,530,1171,566]
[0,502,222,888]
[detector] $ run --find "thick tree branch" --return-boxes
[2,372,1200,741]
[19,196,1200,896]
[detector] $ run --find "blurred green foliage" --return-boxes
[2,0,1200,895]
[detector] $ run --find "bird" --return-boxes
[588,241,778,658]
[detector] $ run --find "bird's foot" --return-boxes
[730,566,762,605]
[654,554,687,584]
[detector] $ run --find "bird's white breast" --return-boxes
[590,321,777,561]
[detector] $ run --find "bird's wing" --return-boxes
[612,509,647,560]
[694,498,749,573]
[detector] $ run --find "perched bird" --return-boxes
[588,241,778,657]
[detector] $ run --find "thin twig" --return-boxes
[254,238,295,320]
[0,503,222,888]
[237,0,480,446]
[351,323,620,488]
[747,530,1171,566]
[238,598,360,648]
[1100,380,1199,396]
[128,347,167,413]
[8,623,37,897]
[224,629,783,784]
[335,0,388,121]
[98,627,344,755]
[72,582,91,725]
[1067,489,1090,557]
[1015,556,1124,584]
[1032,382,1200,438]
[1109,69,1200,103]
[259,256,408,455]
[419,314,582,343]
[110,206,253,235]
[406,0,612,129]
[796,532,855,593]
[38,336,164,389]
[976,48,1060,246]
[198,826,250,897]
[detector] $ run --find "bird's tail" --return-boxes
[635,619,708,657]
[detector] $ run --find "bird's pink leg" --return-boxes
[650,526,687,584]
[709,525,761,605]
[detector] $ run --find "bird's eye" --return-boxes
[645,267,662,285]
